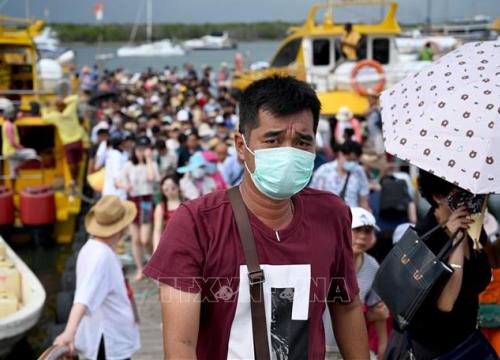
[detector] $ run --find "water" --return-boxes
[71,40,280,73]
[5,243,72,359]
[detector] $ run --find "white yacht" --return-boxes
[427,15,492,41]
[33,26,76,64]
[117,0,185,57]
[118,40,185,57]
[33,26,60,53]
[183,31,237,50]
[396,29,459,54]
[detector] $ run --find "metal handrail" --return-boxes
[0,15,35,25]
[0,155,45,183]
[0,16,44,35]
[37,344,73,360]
[0,90,55,96]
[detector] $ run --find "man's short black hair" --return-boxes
[155,139,166,150]
[97,128,109,136]
[344,23,353,32]
[238,76,321,139]
[109,135,123,150]
[339,140,362,157]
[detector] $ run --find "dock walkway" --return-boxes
[131,278,163,359]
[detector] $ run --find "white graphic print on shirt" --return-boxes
[227,264,311,359]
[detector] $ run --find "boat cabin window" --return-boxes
[271,38,302,68]
[356,37,368,60]
[0,124,56,171]
[333,36,367,61]
[19,125,56,168]
[372,38,390,65]
[312,39,330,66]
[0,46,34,93]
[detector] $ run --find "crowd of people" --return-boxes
[78,63,245,280]
[16,62,495,359]
[73,62,427,283]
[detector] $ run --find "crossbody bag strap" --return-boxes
[227,186,271,360]
[339,172,351,200]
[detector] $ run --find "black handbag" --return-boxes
[373,223,462,330]
[435,330,498,360]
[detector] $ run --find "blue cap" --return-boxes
[177,152,207,174]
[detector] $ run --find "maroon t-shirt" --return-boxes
[144,187,359,359]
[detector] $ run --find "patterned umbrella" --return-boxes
[381,40,500,194]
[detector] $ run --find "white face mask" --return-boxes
[343,160,358,172]
[191,167,205,179]
[243,136,316,200]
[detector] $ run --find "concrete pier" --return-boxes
[131,278,163,359]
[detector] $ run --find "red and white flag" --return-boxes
[94,3,103,21]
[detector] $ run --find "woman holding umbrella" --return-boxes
[384,170,492,359]
[379,40,500,358]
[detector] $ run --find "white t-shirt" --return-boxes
[120,161,160,197]
[103,149,127,199]
[74,239,140,360]
[166,138,180,154]
[91,121,110,144]
[95,140,108,169]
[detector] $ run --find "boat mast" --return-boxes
[25,0,30,18]
[426,0,432,31]
[147,0,152,42]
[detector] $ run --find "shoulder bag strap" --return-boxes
[420,220,448,240]
[437,230,466,262]
[418,220,465,262]
[227,187,271,360]
[339,172,351,200]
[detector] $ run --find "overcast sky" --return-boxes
[3,0,499,24]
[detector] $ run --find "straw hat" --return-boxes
[198,123,214,138]
[85,196,137,238]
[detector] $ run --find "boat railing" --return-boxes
[0,155,46,183]
[0,15,35,26]
[0,16,44,35]
[37,344,72,360]
[0,90,56,96]
[304,0,398,29]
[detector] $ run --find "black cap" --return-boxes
[109,134,123,148]
[136,136,151,147]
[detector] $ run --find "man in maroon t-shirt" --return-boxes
[145,76,369,359]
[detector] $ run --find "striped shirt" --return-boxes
[324,253,381,350]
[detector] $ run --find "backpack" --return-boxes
[379,175,410,219]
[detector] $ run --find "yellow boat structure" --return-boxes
[0,16,86,244]
[491,18,500,33]
[231,0,430,117]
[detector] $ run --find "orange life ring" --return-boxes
[350,59,385,96]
